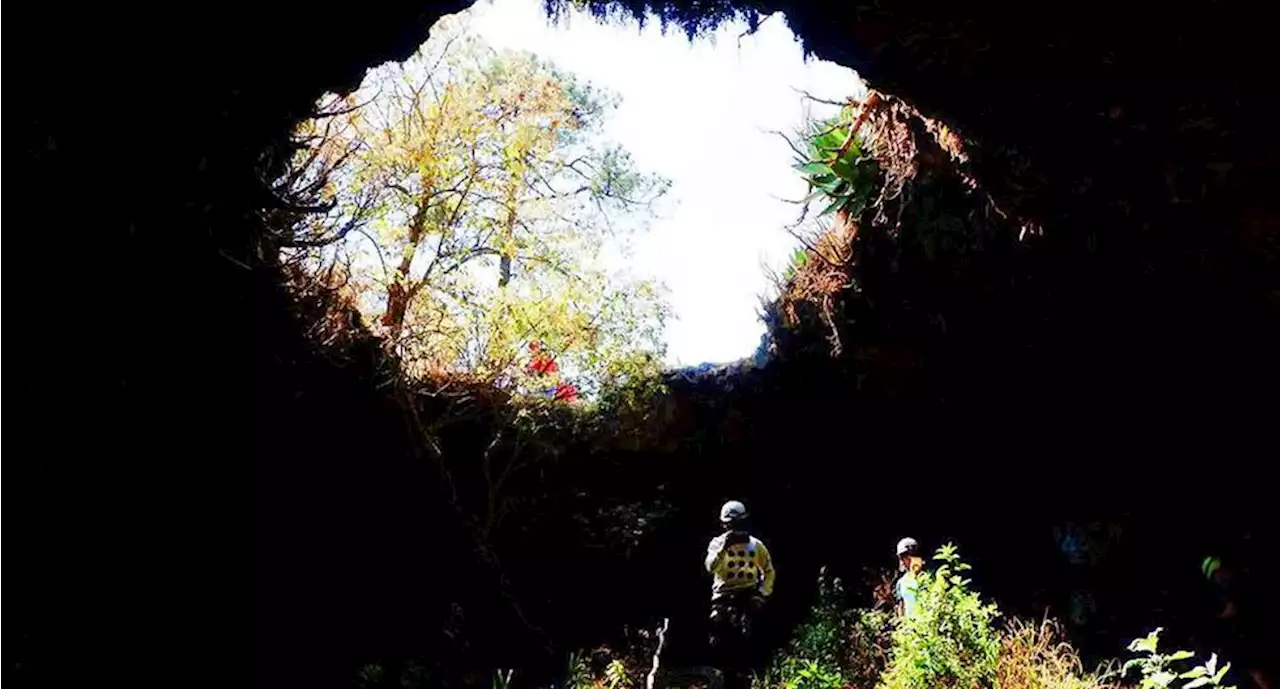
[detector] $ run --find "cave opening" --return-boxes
[261,4,881,678]
[12,2,1278,689]
[252,0,1280,681]
[252,1,1278,687]
[273,0,866,385]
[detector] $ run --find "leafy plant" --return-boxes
[880,544,1000,689]
[782,247,810,281]
[758,568,893,689]
[793,111,879,221]
[604,658,632,689]
[565,650,593,689]
[760,558,1214,689]
[844,608,893,689]
[493,669,516,689]
[790,569,847,667]
[784,661,845,689]
[1122,629,1235,689]
[356,662,385,689]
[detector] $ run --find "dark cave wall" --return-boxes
[348,344,1279,680]
[10,1,1279,688]
[603,365,1280,661]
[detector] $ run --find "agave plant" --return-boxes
[782,246,809,281]
[793,109,879,220]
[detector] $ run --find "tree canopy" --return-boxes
[281,20,671,399]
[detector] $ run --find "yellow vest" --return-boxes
[705,533,775,600]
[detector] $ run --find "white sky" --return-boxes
[454,0,863,366]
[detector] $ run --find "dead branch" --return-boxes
[791,86,853,108]
[837,91,881,160]
[765,128,809,161]
[786,225,841,268]
[311,92,379,120]
[822,293,842,357]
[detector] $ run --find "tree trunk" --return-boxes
[498,175,519,288]
[499,255,512,288]
[381,200,432,331]
[382,281,411,330]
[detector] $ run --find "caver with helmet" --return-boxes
[704,500,775,689]
[894,537,925,618]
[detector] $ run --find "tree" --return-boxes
[283,20,670,397]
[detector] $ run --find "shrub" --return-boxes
[783,661,845,689]
[759,571,848,689]
[791,569,849,668]
[1122,628,1236,689]
[843,608,893,689]
[761,553,1240,689]
[997,618,1117,689]
[566,647,644,689]
[758,568,894,689]
[879,544,1000,689]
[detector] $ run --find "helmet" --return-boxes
[719,500,748,524]
[1202,555,1222,580]
[896,537,920,557]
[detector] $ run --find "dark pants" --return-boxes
[709,594,758,689]
[1208,618,1274,688]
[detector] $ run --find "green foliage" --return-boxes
[604,658,632,689]
[791,570,847,666]
[880,544,1000,689]
[783,661,844,689]
[562,651,593,689]
[846,608,894,688]
[589,349,668,421]
[1122,629,1236,689]
[781,247,809,281]
[356,662,385,688]
[759,569,893,689]
[793,112,879,221]
[759,559,1226,689]
[286,18,670,397]
[759,571,846,689]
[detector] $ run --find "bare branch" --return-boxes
[274,192,378,248]
[267,198,337,214]
[770,192,812,205]
[785,225,840,268]
[311,91,380,119]
[790,87,852,107]
[417,157,485,286]
[765,128,809,161]
[736,13,773,49]
[354,227,390,283]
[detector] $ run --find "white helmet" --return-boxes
[719,500,748,524]
[896,537,920,557]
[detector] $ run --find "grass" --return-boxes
[752,546,1236,689]
[997,618,1119,689]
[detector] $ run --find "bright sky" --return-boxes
[457,0,863,366]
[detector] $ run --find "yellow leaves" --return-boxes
[286,26,666,396]
[500,238,519,259]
